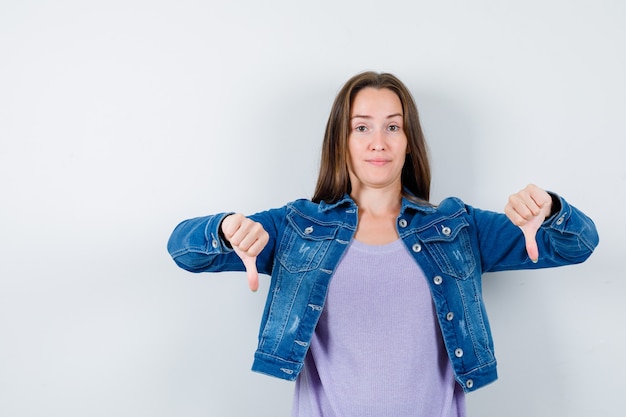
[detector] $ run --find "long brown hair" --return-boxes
[312,71,431,204]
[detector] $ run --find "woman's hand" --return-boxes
[220,214,269,291]
[504,184,553,263]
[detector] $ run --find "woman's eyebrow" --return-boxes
[350,113,403,120]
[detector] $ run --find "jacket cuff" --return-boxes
[542,193,571,233]
[204,212,236,253]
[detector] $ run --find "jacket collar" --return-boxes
[318,193,436,214]
[318,195,356,212]
[400,196,437,214]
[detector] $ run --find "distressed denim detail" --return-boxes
[417,214,476,279]
[277,210,338,273]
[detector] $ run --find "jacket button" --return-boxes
[556,216,565,225]
[433,275,443,285]
[466,379,474,389]
[211,239,219,248]
[304,226,314,234]
[442,226,451,236]
[446,312,454,321]
[412,243,422,253]
[455,348,464,357]
[399,219,408,228]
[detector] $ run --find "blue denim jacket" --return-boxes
[167,194,598,392]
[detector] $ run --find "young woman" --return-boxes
[167,72,599,416]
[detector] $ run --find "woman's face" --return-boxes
[347,87,408,194]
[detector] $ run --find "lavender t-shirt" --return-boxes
[291,239,466,417]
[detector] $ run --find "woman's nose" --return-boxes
[371,130,385,151]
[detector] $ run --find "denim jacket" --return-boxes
[167,194,598,392]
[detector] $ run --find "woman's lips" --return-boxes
[366,158,391,166]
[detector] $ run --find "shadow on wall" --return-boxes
[413,89,479,205]
[260,78,343,203]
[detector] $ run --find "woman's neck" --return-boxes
[350,185,402,216]
[350,186,403,245]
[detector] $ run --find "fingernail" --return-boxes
[532,258,538,264]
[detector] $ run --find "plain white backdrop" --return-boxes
[1,1,623,416]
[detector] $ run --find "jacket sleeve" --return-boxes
[472,194,599,273]
[166,206,287,276]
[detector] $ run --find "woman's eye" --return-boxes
[355,125,367,132]
[388,125,400,132]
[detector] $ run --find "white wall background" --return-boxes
[1,1,623,416]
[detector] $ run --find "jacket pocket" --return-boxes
[418,216,476,279]
[277,212,338,273]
